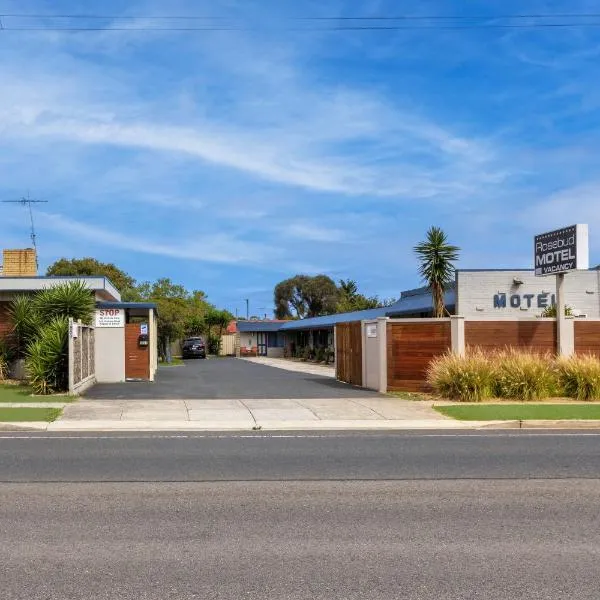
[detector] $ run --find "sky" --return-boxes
[1,0,600,317]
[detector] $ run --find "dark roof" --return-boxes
[385,288,455,316]
[237,320,287,333]
[280,306,392,331]
[96,301,157,310]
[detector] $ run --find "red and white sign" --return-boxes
[95,308,125,328]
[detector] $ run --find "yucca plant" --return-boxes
[494,349,557,401]
[26,316,69,395]
[414,226,460,318]
[33,281,95,324]
[8,294,43,357]
[557,354,600,401]
[427,349,496,402]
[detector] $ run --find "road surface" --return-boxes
[1,431,599,599]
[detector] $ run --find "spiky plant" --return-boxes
[26,316,69,395]
[33,281,95,324]
[8,295,43,357]
[414,226,460,318]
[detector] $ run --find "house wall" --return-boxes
[457,270,600,319]
[94,327,126,382]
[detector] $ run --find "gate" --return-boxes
[125,323,150,380]
[336,321,362,387]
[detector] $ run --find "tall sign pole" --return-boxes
[534,224,589,356]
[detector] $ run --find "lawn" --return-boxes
[0,407,62,422]
[436,404,600,421]
[387,391,430,401]
[0,383,74,402]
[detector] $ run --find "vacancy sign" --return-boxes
[95,308,125,328]
[534,224,589,276]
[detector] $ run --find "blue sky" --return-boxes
[1,0,600,316]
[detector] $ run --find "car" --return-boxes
[181,337,206,359]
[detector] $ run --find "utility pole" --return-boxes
[2,194,48,269]
[245,298,249,320]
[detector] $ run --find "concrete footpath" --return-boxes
[47,396,460,431]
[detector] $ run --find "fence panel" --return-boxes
[68,319,96,394]
[336,322,363,387]
[387,321,451,391]
[574,321,600,357]
[465,320,556,354]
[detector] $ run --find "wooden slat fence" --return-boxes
[465,321,556,354]
[336,321,363,387]
[387,321,451,392]
[574,321,600,357]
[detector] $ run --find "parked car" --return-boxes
[182,337,206,359]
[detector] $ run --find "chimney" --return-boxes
[1,249,38,276]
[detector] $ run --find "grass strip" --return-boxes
[0,384,74,403]
[0,407,62,422]
[435,403,600,421]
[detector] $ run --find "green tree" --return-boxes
[47,257,139,301]
[337,279,380,313]
[136,278,190,361]
[204,308,233,355]
[274,275,339,319]
[414,226,460,318]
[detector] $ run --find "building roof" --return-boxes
[0,276,121,301]
[385,287,456,317]
[237,320,288,333]
[280,306,392,331]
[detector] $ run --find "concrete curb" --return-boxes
[0,422,49,431]
[3,419,600,432]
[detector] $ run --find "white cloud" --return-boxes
[284,222,347,242]
[39,212,280,266]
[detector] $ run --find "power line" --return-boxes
[2,12,600,32]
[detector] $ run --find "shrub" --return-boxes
[0,339,14,380]
[426,349,496,402]
[494,349,556,401]
[315,348,325,363]
[557,354,600,401]
[33,281,95,324]
[26,316,69,395]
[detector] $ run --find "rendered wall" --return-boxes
[456,270,600,319]
[95,327,125,382]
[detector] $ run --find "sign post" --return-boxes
[534,224,589,356]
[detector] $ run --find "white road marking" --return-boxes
[0,432,600,440]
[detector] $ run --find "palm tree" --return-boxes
[414,226,460,318]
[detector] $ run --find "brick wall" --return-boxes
[1,249,37,276]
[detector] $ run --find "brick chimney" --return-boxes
[1,249,38,276]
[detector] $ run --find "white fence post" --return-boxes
[68,318,74,393]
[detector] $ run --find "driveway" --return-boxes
[84,357,381,400]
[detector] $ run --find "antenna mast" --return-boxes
[2,194,48,268]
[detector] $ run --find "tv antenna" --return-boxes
[1,194,48,267]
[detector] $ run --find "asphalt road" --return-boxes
[84,358,379,399]
[2,431,600,599]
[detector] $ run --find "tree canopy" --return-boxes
[274,275,391,319]
[274,275,340,319]
[47,257,138,300]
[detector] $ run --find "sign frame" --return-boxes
[534,224,589,277]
